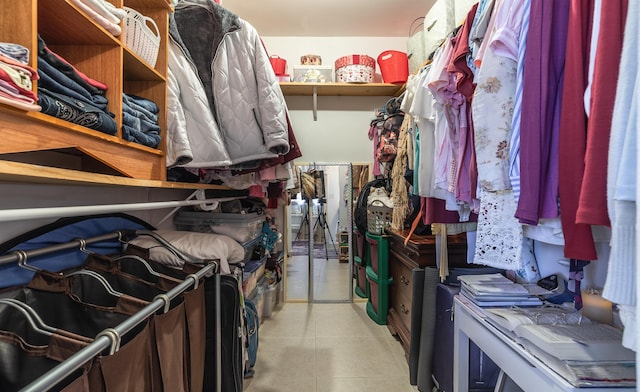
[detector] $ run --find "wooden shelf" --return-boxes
[280,82,404,120]
[279,82,404,97]
[0,106,165,180]
[0,159,229,190]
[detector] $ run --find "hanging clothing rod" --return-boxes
[0,231,123,266]
[20,260,219,392]
[0,197,230,223]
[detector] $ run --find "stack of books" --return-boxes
[457,273,543,307]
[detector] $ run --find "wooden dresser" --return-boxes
[385,228,468,355]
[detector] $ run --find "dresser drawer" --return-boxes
[390,257,413,302]
[390,279,413,332]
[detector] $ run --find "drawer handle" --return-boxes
[400,304,409,314]
[400,275,410,285]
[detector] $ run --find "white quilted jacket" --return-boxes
[166,38,232,168]
[169,1,290,167]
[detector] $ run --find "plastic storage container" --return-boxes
[248,277,267,324]
[365,265,392,325]
[174,210,264,243]
[262,282,278,318]
[335,54,375,83]
[365,232,389,277]
[354,257,368,298]
[292,65,334,83]
[242,254,268,296]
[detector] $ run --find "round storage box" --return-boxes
[335,54,375,83]
[377,50,409,84]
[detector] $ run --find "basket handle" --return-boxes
[142,15,160,39]
[409,16,425,36]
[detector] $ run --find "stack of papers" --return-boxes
[458,274,543,307]
[515,323,635,362]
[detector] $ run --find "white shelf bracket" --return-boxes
[312,85,318,121]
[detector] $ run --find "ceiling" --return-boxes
[219,0,436,37]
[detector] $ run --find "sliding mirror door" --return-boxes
[286,163,356,302]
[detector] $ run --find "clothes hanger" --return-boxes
[0,298,58,334]
[111,254,163,279]
[15,250,41,272]
[65,269,124,298]
[0,299,52,337]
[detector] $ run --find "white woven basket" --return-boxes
[122,7,160,67]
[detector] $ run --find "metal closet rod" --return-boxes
[0,197,230,223]
[20,259,219,392]
[0,231,124,266]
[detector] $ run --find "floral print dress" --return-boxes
[470,1,538,279]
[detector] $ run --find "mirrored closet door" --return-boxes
[286,163,366,303]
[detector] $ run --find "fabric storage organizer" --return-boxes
[0,216,225,392]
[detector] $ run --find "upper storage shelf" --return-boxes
[279,82,405,120]
[0,0,171,182]
[279,82,404,97]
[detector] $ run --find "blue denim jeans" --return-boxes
[38,57,109,111]
[122,93,159,121]
[122,123,161,148]
[122,111,161,133]
[38,88,117,135]
[37,36,105,96]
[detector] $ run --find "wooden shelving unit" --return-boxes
[0,0,172,183]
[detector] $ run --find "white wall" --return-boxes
[264,36,407,164]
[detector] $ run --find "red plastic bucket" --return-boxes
[269,55,286,75]
[377,50,409,84]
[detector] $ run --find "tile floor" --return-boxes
[286,254,351,301]
[243,301,418,392]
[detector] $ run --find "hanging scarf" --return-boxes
[391,115,411,231]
